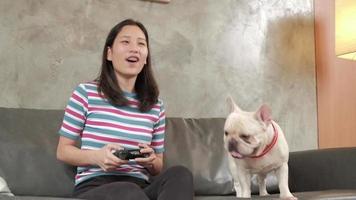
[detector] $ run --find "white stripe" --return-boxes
[60,127,80,137]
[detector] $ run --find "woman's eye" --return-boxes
[121,40,129,44]
[138,42,146,46]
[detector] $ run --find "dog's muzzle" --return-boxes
[228,139,243,159]
[228,139,238,152]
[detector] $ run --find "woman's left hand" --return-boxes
[134,143,156,168]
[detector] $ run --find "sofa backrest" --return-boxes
[164,118,234,195]
[288,147,356,192]
[0,107,75,197]
[0,108,235,196]
[0,108,279,197]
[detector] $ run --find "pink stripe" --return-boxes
[154,126,165,133]
[116,167,132,172]
[127,100,139,106]
[86,120,151,134]
[89,107,157,122]
[83,133,139,146]
[151,141,164,146]
[65,108,84,120]
[72,93,88,108]
[62,122,81,133]
[159,111,165,118]
[87,92,102,98]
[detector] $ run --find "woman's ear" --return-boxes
[107,47,113,61]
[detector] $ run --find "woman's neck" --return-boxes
[116,75,137,93]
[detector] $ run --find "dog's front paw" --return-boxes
[281,196,298,200]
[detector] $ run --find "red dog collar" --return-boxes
[249,122,279,159]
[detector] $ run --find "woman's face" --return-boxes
[107,25,148,80]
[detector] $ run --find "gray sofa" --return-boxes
[1,107,356,200]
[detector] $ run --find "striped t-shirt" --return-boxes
[58,82,165,185]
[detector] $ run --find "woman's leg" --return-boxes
[77,181,150,200]
[73,175,150,200]
[144,165,194,200]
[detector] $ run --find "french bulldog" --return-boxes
[224,97,297,200]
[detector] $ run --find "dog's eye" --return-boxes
[241,135,250,140]
[224,131,229,136]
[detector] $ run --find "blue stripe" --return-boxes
[154,148,165,153]
[89,113,153,129]
[156,118,165,126]
[76,85,87,98]
[81,140,105,148]
[68,100,84,113]
[152,133,164,140]
[84,127,152,141]
[64,115,84,127]
[85,84,98,91]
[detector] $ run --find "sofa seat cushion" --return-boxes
[0,196,81,200]
[294,189,356,200]
[195,190,356,200]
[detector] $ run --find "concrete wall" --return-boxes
[0,0,316,151]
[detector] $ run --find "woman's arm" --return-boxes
[56,136,127,171]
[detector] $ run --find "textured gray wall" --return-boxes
[0,0,316,151]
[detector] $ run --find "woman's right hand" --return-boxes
[90,143,128,172]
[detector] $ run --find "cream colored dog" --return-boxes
[224,97,296,199]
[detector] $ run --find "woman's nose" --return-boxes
[129,43,139,53]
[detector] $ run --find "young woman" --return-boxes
[56,19,194,200]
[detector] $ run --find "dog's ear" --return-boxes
[255,104,272,125]
[226,95,242,113]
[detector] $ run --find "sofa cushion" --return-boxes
[289,147,356,192]
[0,108,75,197]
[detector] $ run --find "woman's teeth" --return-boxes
[126,56,139,62]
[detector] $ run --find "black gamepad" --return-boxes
[113,148,150,160]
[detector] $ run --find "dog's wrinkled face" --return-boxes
[224,97,271,159]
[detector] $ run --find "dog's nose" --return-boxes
[228,139,238,152]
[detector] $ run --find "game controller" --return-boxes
[113,148,150,160]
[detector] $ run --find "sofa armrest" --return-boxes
[288,147,356,192]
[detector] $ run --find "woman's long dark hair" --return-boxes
[97,19,159,112]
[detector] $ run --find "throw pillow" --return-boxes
[0,176,14,196]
